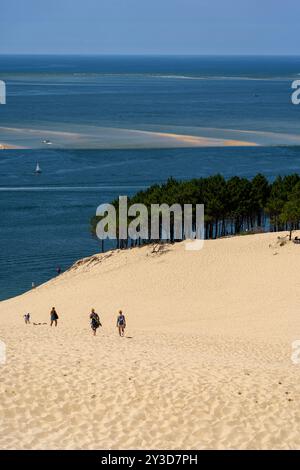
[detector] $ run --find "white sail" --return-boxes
[35,163,41,173]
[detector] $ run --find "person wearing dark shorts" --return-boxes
[50,307,59,327]
[116,310,126,337]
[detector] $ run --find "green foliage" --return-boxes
[90,173,300,246]
[279,180,300,239]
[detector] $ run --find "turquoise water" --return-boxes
[0,56,300,299]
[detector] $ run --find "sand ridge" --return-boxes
[1,232,300,449]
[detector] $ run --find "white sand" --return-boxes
[0,125,257,149]
[0,232,300,449]
[0,143,19,150]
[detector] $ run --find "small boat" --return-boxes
[42,139,52,145]
[35,162,42,174]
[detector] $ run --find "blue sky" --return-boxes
[1,0,299,55]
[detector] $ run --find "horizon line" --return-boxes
[1,53,300,58]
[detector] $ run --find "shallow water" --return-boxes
[1,55,300,148]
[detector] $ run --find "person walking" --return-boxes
[90,308,102,336]
[50,307,59,327]
[116,310,126,337]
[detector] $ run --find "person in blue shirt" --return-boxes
[116,310,126,337]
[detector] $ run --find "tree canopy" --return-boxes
[91,174,300,250]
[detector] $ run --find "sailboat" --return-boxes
[35,162,42,174]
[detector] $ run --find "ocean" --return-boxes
[0,55,300,299]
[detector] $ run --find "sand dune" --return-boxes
[0,143,19,150]
[0,125,258,149]
[3,124,300,150]
[1,232,300,449]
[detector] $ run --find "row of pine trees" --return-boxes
[91,173,300,250]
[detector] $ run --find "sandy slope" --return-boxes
[1,232,300,450]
